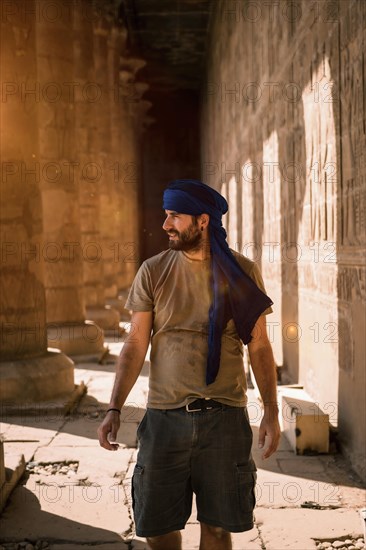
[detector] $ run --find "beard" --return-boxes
[166,221,203,252]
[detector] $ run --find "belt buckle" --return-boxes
[185,402,202,413]
[186,398,213,413]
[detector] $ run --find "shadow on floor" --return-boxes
[0,485,131,546]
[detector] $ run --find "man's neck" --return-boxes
[182,245,211,261]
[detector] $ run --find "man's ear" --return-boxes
[200,213,210,228]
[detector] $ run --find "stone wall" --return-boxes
[201,0,365,480]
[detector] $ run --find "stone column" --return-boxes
[114,118,141,310]
[124,100,145,286]
[105,23,125,301]
[105,25,131,314]
[36,0,104,354]
[72,1,118,340]
[83,14,121,332]
[0,0,74,404]
[117,58,149,290]
[113,61,152,311]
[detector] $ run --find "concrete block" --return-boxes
[279,388,329,454]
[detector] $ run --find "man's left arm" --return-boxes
[247,315,281,459]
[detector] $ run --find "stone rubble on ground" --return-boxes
[25,461,79,476]
[316,537,365,550]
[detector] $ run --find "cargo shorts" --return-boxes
[131,401,257,537]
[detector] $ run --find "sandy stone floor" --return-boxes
[1,338,365,550]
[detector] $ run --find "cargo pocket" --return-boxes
[131,464,144,513]
[236,464,257,515]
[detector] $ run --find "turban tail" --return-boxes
[163,179,273,385]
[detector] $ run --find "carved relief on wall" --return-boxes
[302,55,337,244]
[340,44,366,247]
[338,266,366,303]
[262,129,281,244]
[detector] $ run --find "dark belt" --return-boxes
[184,398,225,413]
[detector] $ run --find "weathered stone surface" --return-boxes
[0,416,65,444]
[36,4,86,327]
[45,412,138,449]
[0,351,75,403]
[33,446,133,482]
[256,508,363,549]
[0,0,108,389]
[201,0,366,483]
[0,484,130,543]
[0,0,50,393]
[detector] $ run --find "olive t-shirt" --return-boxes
[124,248,273,409]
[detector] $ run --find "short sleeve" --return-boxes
[124,261,153,312]
[249,263,273,316]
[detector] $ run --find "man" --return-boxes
[98,179,281,550]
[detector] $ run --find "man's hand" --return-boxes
[248,315,281,459]
[97,411,121,451]
[258,408,281,459]
[97,311,153,452]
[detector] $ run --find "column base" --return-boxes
[105,297,131,320]
[1,381,86,417]
[86,305,121,332]
[0,349,74,403]
[47,321,104,356]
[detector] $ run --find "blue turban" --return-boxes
[163,179,273,385]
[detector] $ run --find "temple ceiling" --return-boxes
[117,0,212,92]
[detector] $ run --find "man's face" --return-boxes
[162,210,202,251]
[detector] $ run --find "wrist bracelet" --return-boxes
[106,408,121,414]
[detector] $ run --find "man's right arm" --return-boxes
[97,310,153,451]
